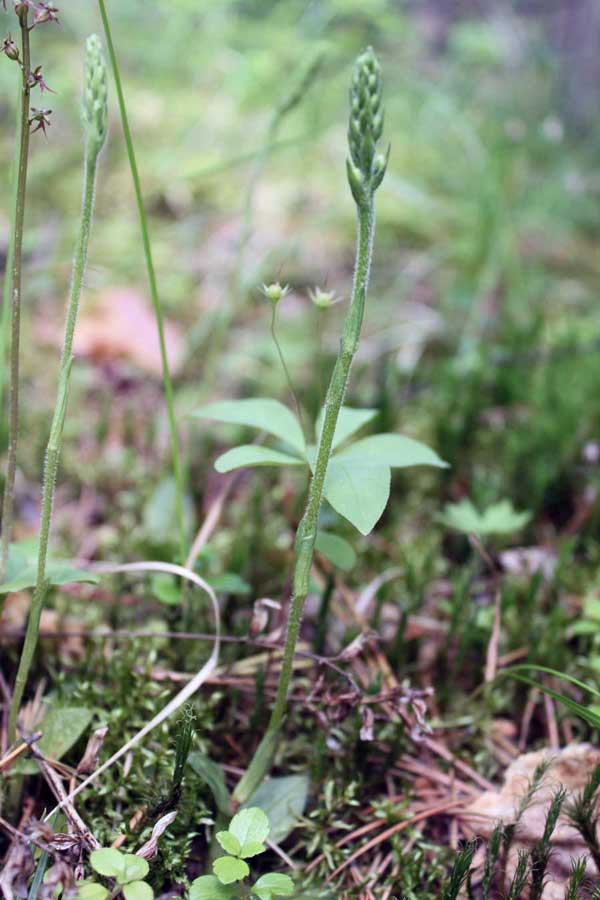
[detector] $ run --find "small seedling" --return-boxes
[190,807,294,899]
[78,848,154,900]
[437,497,531,537]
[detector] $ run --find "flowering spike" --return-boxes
[82,34,107,158]
[346,46,388,206]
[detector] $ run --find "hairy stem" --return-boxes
[97,0,186,561]
[0,71,21,435]
[0,11,32,585]
[233,198,375,803]
[8,140,100,743]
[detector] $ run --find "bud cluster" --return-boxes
[346,46,389,206]
[82,34,108,157]
[1,1,60,134]
[7,1,59,26]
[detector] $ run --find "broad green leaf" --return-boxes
[215,445,305,474]
[315,406,377,450]
[315,531,356,572]
[336,433,447,469]
[213,856,250,884]
[191,399,306,456]
[479,500,531,534]
[570,620,599,636]
[239,840,266,859]
[323,460,390,535]
[583,597,600,621]
[77,884,109,900]
[216,831,241,856]
[207,573,251,595]
[252,873,295,899]
[150,574,180,606]
[190,876,237,900]
[142,477,194,545]
[0,539,99,594]
[229,807,270,847]
[90,849,125,879]
[122,883,153,900]
[437,498,531,536]
[437,499,482,534]
[245,774,309,844]
[11,706,93,776]
[120,856,149,884]
[188,752,231,815]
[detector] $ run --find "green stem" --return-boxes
[8,142,99,744]
[233,198,376,804]
[97,0,186,561]
[269,305,305,439]
[0,12,31,585]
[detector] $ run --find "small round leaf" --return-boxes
[122,882,154,900]
[229,807,270,847]
[77,884,110,900]
[89,848,125,879]
[190,876,237,900]
[239,840,266,859]
[213,856,250,884]
[215,830,241,856]
[120,855,149,884]
[252,872,295,899]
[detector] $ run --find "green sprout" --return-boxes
[190,808,294,899]
[78,848,154,900]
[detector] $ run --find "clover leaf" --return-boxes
[189,876,237,900]
[213,856,250,884]
[192,400,447,535]
[437,498,531,537]
[252,872,295,899]
[87,848,153,900]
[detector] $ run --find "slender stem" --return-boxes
[0,69,21,430]
[269,305,305,439]
[233,198,376,804]
[8,144,99,744]
[0,12,32,585]
[97,0,186,561]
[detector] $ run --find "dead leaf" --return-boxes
[500,546,557,580]
[460,743,600,898]
[64,287,184,377]
[136,811,178,860]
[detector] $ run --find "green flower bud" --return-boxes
[260,282,291,305]
[347,46,388,205]
[309,286,339,310]
[83,34,108,158]
[1,34,19,62]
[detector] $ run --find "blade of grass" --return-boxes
[500,665,600,729]
[97,0,186,561]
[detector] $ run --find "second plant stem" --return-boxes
[0,12,31,585]
[97,0,186,561]
[233,197,375,804]
[7,147,99,744]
